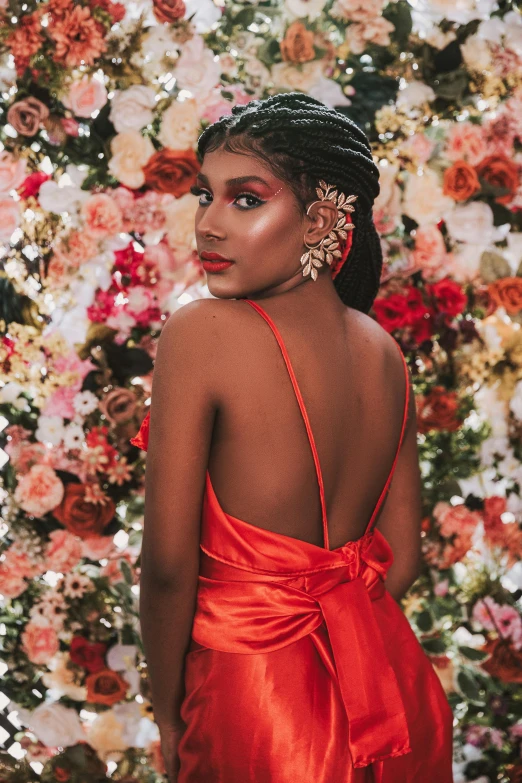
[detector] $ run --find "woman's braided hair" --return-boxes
[197,92,382,314]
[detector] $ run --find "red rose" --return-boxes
[52,483,115,539]
[476,154,519,205]
[86,668,128,705]
[70,635,107,673]
[152,0,186,24]
[143,148,200,196]
[425,277,467,319]
[18,171,50,199]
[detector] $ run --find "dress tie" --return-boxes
[191,532,412,769]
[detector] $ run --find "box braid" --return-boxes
[197,92,382,314]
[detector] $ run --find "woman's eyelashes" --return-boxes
[189,185,266,210]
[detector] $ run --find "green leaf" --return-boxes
[416,610,434,632]
[457,670,485,704]
[383,0,412,48]
[120,559,134,586]
[421,637,447,654]
[479,250,511,283]
[458,646,489,662]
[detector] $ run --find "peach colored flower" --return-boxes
[109,131,155,189]
[0,197,20,242]
[400,133,435,165]
[53,230,99,269]
[280,21,316,64]
[433,501,481,538]
[152,0,185,24]
[0,570,27,599]
[5,441,47,473]
[7,97,49,136]
[0,151,27,194]
[411,225,448,279]
[46,530,83,573]
[330,0,383,22]
[22,622,60,665]
[14,464,64,517]
[63,76,108,119]
[445,122,487,166]
[80,193,123,237]
[50,5,107,68]
[345,17,394,54]
[158,99,201,150]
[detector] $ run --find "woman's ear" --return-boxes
[303,200,339,247]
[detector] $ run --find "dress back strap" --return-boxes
[364,340,410,536]
[243,299,330,550]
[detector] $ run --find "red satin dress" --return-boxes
[131,298,454,782]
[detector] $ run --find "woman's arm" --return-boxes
[372,354,423,604]
[139,301,220,745]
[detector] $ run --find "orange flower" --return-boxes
[280,22,316,64]
[475,154,519,205]
[52,483,115,539]
[85,668,128,706]
[442,160,480,202]
[416,386,462,434]
[480,638,522,683]
[50,5,107,68]
[488,277,522,315]
[144,149,200,196]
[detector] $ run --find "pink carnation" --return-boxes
[46,529,83,572]
[53,230,98,269]
[0,151,27,193]
[400,133,435,165]
[5,441,47,473]
[0,570,27,599]
[21,622,59,665]
[14,464,64,517]
[411,225,449,280]
[81,193,123,237]
[81,535,117,560]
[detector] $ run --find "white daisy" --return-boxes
[73,390,99,416]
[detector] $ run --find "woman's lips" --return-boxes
[201,260,234,272]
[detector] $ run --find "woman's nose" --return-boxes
[196,204,226,241]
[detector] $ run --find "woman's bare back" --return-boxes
[205,295,416,552]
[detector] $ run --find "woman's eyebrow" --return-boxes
[196,173,271,187]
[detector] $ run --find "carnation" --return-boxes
[14,464,64,517]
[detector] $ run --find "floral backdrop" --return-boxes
[0,0,522,780]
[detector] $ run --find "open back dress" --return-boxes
[131,297,454,783]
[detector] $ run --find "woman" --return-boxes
[130,93,454,782]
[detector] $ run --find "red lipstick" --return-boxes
[200,251,234,273]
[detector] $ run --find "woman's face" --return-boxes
[192,147,313,299]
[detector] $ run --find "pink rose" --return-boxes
[21,622,59,664]
[14,464,64,517]
[81,536,117,560]
[53,230,98,269]
[46,529,83,572]
[0,151,27,193]
[80,193,123,237]
[63,75,108,118]
[434,578,449,597]
[0,197,21,240]
[411,225,448,279]
[60,116,80,137]
[445,122,487,166]
[400,133,435,165]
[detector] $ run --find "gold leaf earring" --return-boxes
[300,180,357,282]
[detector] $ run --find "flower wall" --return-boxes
[0,0,522,781]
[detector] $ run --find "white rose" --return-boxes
[460,34,492,71]
[447,243,485,283]
[42,652,87,701]
[16,702,86,747]
[284,0,328,19]
[271,61,323,92]
[477,16,506,44]
[109,85,157,133]
[402,169,453,226]
[164,193,198,252]
[504,12,522,56]
[174,36,221,98]
[107,643,138,672]
[108,131,155,189]
[0,381,23,403]
[396,81,436,111]
[308,75,352,109]
[86,710,129,761]
[443,202,501,245]
[38,180,89,215]
[183,0,221,32]
[158,99,201,149]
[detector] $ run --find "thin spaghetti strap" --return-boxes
[243,299,330,550]
[364,340,410,536]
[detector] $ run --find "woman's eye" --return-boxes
[189,185,264,210]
